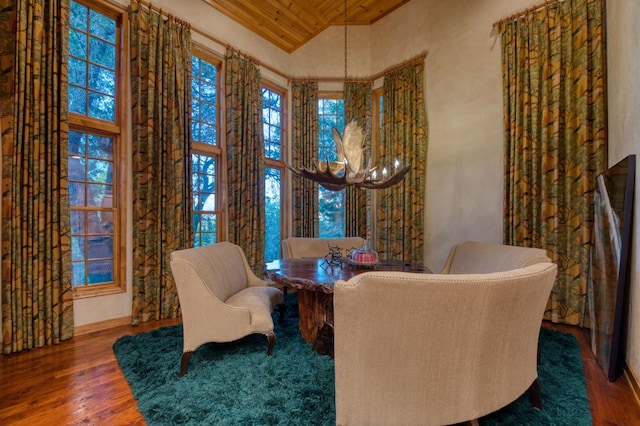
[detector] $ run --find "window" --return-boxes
[262,84,286,261]
[68,0,124,296]
[191,51,222,246]
[318,97,345,238]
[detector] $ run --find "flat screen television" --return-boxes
[584,154,635,382]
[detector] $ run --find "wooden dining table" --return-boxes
[264,257,430,356]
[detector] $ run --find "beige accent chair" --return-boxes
[170,242,284,376]
[334,259,557,425]
[441,240,551,273]
[281,237,365,259]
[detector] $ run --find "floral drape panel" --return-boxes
[498,0,606,325]
[0,0,74,354]
[376,61,428,263]
[344,81,372,239]
[291,81,319,238]
[130,0,192,324]
[225,49,265,272]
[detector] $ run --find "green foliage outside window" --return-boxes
[318,98,345,238]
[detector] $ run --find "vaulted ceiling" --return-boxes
[201,0,411,53]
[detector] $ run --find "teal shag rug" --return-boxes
[113,295,592,425]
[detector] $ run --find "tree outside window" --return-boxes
[318,98,345,238]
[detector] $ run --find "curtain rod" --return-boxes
[493,0,563,29]
[370,52,427,81]
[136,0,289,81]
[135,1,426,85]
[135,0,190,27]
[289,53,427,85]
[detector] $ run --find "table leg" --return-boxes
[296,289,334,356]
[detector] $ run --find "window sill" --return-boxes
[73,283,126,299]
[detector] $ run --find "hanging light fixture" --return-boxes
[287,0,410,192]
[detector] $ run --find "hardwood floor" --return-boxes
[0,319,639,425]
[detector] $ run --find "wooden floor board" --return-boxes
[0,318,638,425]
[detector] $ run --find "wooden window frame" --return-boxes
[262,80,288,260]
[191,45,225,245]
[69,0,127,298]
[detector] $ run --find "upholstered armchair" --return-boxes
[281,237,365,259]
[440,240,551,273]
[170,242,284,376]
[333,262,557,426]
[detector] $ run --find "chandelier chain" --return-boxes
[344,0,347,84]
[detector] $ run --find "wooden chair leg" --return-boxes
[529,378,542,409]
[179,351,194,378]
[265,332,276,355]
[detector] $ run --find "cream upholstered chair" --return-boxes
[334,262,558,426]
[281,237,365,259]
[440,240,551,274]
[170,242,284,376]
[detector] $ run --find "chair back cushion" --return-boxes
[170,242,249,302]
[441,241,551,274]
[281,237,365,259]
[334,262,558,425]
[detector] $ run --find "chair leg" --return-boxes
[265,331,276,355]
[179,351,194,378]
[528,378,542,409]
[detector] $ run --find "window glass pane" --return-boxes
[89,64,115,95]
[193,214,217,247]
[191,56,218,146]
[69,131,85,155]
[87,183,111,207]
[262,88,281,160]
[71,210,86,234]
[89,9,116,43]
[87,159,112,183]
[318,98,345,238]
[319,187,344,238]
[88,211,111,234]
[72,262,86,286]
[87,259,113,284]
[192,153,217,247]
[89,37,115,69]
[69,29,87,59]
[70,1,88,31]
[71,236,85,261]
[265,167,281,261]
[88,134,113,160]
[69,85,87,115]
[68,157,86,181]
[69,182,86,206]
[88,92,115,121]
[69,57,86,86]
[69,0,116,123]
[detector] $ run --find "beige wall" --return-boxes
[29,0,640,381]
[606,0,640,383]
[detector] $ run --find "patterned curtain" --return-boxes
[497,0,606,325]
[225,48,265,273]
[376,61,428,263]
[291,81,319,237]
[0,0,74,354]
[344,81,372,239]
[130,0,192,324]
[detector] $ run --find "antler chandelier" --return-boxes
[287,0,410,192]
[288,120,410,191]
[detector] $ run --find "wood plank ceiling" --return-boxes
[201,0,411,53]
